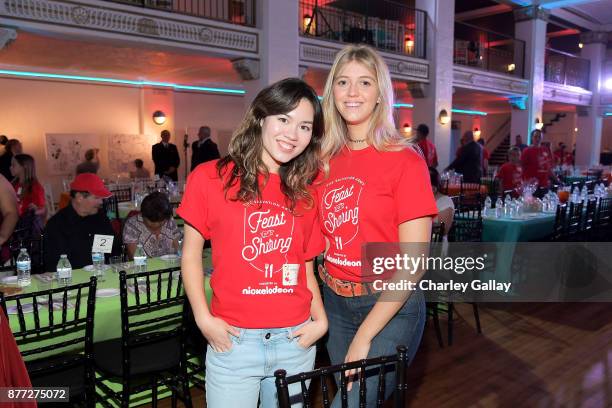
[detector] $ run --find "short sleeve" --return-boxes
[395,149,438,224]
[122,216,140,244]
[176,165,211,238]
[301,190,325,260]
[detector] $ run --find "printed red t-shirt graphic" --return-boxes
[321,177,364,251]
[177,161,325,329]
[242,202,295,279]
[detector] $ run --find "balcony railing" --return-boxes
[545,48,590,89]
[454,22,525,78]
[107,0,256,26]
[299,0,427,59]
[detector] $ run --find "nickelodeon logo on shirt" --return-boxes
[241,200,295,278]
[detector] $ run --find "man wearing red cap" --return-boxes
[43,173,120,271]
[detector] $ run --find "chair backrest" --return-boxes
[110,186,133,203]
[581,198,598,238]
[0,277,97,372]
[550,203,568,241]
[565,201,583,239]
[449,208,482,242]
[594,197,612,238]
[431,222,445,243]
[103,195,119,220]
[118,267,186,376]
[274,345,409,408]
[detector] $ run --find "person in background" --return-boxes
[152,130,180,181]
[415,124,438,168]
[129,159,151,179]
[429,167,454,242]
[447,131,482,183]
[122,192,180,259]
[0,174,18,264]
[75,149,100,175]
[190,126,220,171]
[0,139,22,182]
[43,173,120,271]
[514,134,527,151]
[553,142,573,167]
[10,154,46,220]
[521,129,556,188]
[496,147,523,195]
[478,138,489,176]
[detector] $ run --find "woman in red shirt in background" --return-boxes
[179,78,327,407]
[10,154,46,220]
[318,45,437,407]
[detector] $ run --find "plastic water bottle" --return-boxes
[571,187,580,203]
[495,197,503,218]
[483,196,492,217]
[134,244,147,274]
[16,248,31,287]
[177,239,183,258]
[57,254,72,286]
[92,251,104,273]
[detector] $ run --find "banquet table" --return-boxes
[4,254,211,344]
[482,212,556,242]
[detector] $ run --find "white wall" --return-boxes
[0,77,246,199]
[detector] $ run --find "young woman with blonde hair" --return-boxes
[317,44,437,407]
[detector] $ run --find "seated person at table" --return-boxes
[129,158,151,179]
[43,173,120,271]
[496,147,523,196]
[430,167,454,241]
[122,191,180,259]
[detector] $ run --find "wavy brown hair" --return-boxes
[217,78,324,211]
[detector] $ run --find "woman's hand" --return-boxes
[344,335,372,391]
[292,318,328,349]
[197,315,240,353]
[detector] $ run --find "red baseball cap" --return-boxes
[70,174,111,198]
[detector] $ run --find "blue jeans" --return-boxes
[323,285,426,408]
[205,320,316,408]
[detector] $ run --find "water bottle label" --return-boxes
[92,252,104,262]
[16,260,31,270]
[134,256,146,266]
[57,267,72,279]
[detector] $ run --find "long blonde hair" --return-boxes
[321,45,409,168]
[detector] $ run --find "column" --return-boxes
[237,0,300,108]
[575,32,607,166]
[412,0,455,169]
[511,6,548,145]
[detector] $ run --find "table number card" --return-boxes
[92,235,114,254]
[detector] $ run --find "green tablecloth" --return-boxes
[563,175,589,184]
[482,213,556,242]
[6,255,211,343]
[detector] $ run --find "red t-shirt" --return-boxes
[13,181,45,216]
[417,139,438,168]
[177,161,324,329]
[317,146,438,282]
[521,146,553,187]
[496,162,523,192]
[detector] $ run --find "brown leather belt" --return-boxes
[318,265,380,298]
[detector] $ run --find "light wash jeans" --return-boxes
[205,320,316,408]
[323,285,426,408]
